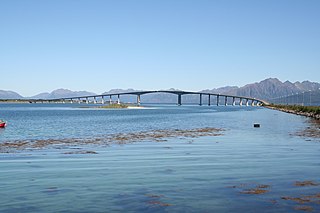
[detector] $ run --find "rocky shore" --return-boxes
[266,105,320,120]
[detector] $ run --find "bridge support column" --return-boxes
[86,97,89,104]
[217,95,220,106]
[109,96,112,104]
[137,94,141,106]
[101,96,105,104]
[62,99,65,104]
[251,100,255,106]
[208,94,211,106]
[71,99,73,104]
[232,97,235,106]
[225,96,228,106]
[78,98,81,104]
[240,98,243,106]
[93,97,97,104]
[178,94,182,106]
[246,99,249,106]
[199,94,202,106]
[117,95,120,105]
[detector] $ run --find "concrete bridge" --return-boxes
[2,90,267,106]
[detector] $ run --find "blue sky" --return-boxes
[1,0,320,96]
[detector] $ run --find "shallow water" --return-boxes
[0,104,320,212]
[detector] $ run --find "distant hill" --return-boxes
[102,88,139,95]
[31,89,96,99]
[0,90,23,99]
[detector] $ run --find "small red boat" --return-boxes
[0,120,6,128]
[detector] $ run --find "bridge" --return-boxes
[1,90,268,106]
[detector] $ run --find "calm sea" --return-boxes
[0,104,319,212]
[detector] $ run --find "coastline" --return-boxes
[266,105,320,120]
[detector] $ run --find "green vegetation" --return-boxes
[99,103,129,109]
[269,104,320,115]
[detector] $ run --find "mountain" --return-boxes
[236,78,320,101]
[201,78,320,101]
[0,90,23,99]
[31,89,96,99]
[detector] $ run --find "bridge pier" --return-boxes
[137,94,141,106]
[22,91,267,108]
[178,94,182,106]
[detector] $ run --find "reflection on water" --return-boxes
[0,104,320,212]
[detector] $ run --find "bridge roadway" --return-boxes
[1,90,268,106]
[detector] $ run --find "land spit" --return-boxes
[0,127,224,153]
[266,105,320,120]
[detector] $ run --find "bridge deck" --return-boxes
[0,90,268,105]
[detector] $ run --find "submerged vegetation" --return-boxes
[0,127,224,153]
[228,180,320,212]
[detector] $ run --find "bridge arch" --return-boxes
[44,90,267,106]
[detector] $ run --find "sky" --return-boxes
[1,0,320,96]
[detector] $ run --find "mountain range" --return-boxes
[202,78,320,100]
[1,78,319,103]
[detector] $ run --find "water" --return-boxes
[0,103,320,212]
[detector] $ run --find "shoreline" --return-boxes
[266,105,320,120]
